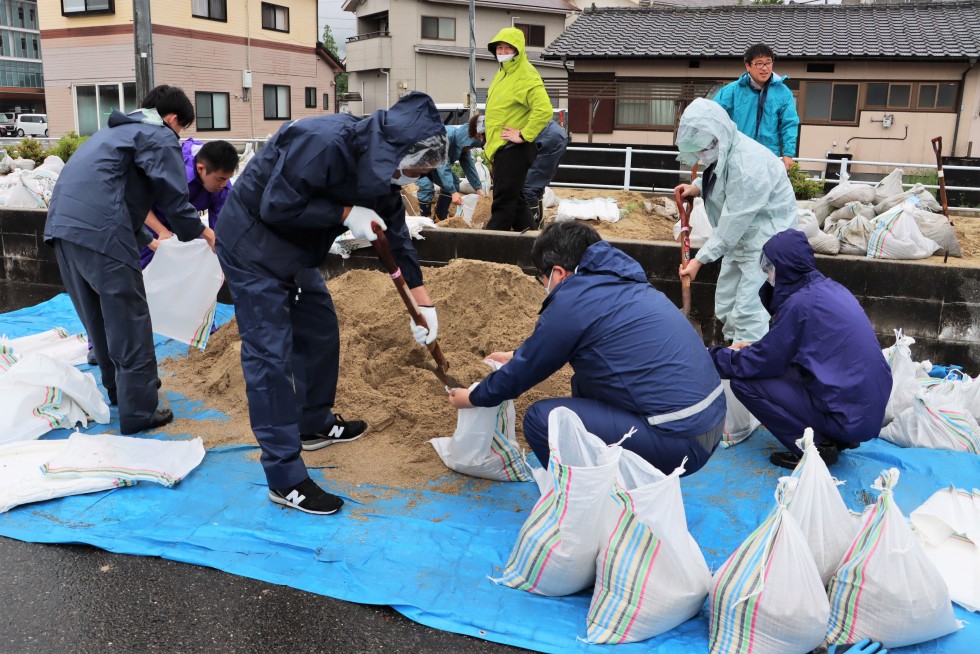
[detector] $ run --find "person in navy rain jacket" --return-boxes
[217,91,448,516]
[44,85,216,435]
[711,229,892,469]
[522,119,568,226]
[448,221,726,475]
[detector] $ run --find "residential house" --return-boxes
[36,1,343,139]
[342,0,577,114]
[0,0,44,115]
[543,3,980,169]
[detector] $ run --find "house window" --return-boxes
[62,1,113,16]
[264,84,291,120]
[802,81,859,125]
[865,82,910,109]
[323,93,331,111]
[305,87,317,109]
[261,3,289,32]
[192,0,227,22]
[196,92,230,131]
[74,82,137,136]
[615,82,683,129]
[421,16,454,41]
[514,23,545,48]
[917,83,957,110]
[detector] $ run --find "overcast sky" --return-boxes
[319,0,356,57]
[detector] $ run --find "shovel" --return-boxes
[370,222,462,390]
[674,174,703,340]
[931,136,952,264]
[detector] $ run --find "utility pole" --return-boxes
[468,0,476,113]
[133,0,154,102]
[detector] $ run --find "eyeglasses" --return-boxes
[537,269,552,286]
[751,60,774,70]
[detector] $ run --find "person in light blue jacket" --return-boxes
[416,123,486,221]
[674,98,798,344]
[712,43,800,171]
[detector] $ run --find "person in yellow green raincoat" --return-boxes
[483,27,554,231]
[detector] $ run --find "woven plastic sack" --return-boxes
[782,429,859,585]
[556,197,620,223]
[880,393,980,453]
[430,361,533,482]
[824,183,876,209]
[911,208,962,258]
[826,213,874,256]
[826,201,875,229]
[585,452,709,644]
[719,379,760,448]
[873,168,904,203]
[672,197,712,248]
[492,407,623,596]
[826,469,961,649]
[798,210,841,255]
[1,327,87,366]
[874,183,942,215]
[867,204,940,260]
[911,486,980,612]
[709,478,829,654]
[881,329,921,425]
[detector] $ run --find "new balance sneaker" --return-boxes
[300,414,368,451]
[268,478,343,515]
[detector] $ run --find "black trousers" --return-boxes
[487,142,537,232]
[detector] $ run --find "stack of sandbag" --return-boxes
[866,203,941,260]
[812,182,876,223]
[872,167,904,202]
[556,197,621,223]
[825,469,961,649]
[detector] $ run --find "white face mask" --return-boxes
[497,53,515,64]
[544,268,555,294]
[767,269,776,286]
[391,172,420,186]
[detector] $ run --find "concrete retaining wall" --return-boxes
[3,207,978,370]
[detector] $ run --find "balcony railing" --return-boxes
[346,31,390,43]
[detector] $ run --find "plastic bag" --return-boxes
[709,478,830,654]
[556,198,620,223]
[672,197,712,248]
[873,168,904,203]
[429,361,533,482]
[911,486,980,612]
[492,407,623,596]
[143,237,224,350]
[826,469,960,649]
[585,452,710,643]
[719,379,760,448]
[867,204,940,260]
[880,394,980,453]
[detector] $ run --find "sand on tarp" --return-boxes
[161,259,572,489]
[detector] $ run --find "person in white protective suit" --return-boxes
[674,98,798,343]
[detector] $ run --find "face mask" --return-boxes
[698,144,719,165]
[391,172,420,186]
[767,269,776,286]
[497,53,515,63]
[543,269,555,294]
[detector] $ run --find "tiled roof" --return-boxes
[543,1,980,60]
[427,0,579,14]
[414,44,568,68]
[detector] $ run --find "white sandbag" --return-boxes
[911,208,962,258]
[0,170,46,208]
[556,197,621,223]
[235,142,254,177]
[911,486,980,612]
[542,186,558,208]
[404,214,436,238]
[874,183,943,215]
[586,452,709,644]
[459,157,492,194]
[825,201,875,229]
[460,194,479,226]
[797,209,820,239]
[492,407,623,596]
[0,352,110,444]
[796,199,815,212]
[11,157,35,171]
[827,213,874,256]
[882,329,924,425]
[866,204,940,260]
[873,168,904,203]
[42,432,206,487]
[799,210,841,255]
[1,327,88,366]
[826,469,961,649]
[33,154,64,179]
[782,429,859,585]
[824,182,876,209]
[671,197,712,248]
[880,393,980,453]
[719,379,760,448]
[0,148,13,174]
[429,361,533,482]
[143,237,224,350]
[709,478,829,654]
[0,440,130,514]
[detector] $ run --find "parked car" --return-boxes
[0,112,15,137]
[14,113,47,137]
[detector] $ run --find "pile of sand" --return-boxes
[162,259,572,489]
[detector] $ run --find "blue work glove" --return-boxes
[928,364,964,379]
[829,639,887,654]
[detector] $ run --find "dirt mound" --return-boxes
[162,259,572,489]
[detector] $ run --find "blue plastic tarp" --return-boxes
[0,295,977,653]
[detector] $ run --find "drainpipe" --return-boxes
[951,57,977,157]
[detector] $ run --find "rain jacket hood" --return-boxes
[483,27,553,162]
[760,229,824,315]
[677,98,738,181]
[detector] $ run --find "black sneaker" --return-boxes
[300,414,368,451]
[769,442,839,470]
[87,348,98,366]
[269,478,343,515]
[120,408,174,435]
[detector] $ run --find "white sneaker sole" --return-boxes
[268,491,342,515]
[300,427,368,452]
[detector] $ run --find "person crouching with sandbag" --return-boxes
[448,221,726,476]
[710,229,892,469]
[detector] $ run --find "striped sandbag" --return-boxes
[488,402,532,482]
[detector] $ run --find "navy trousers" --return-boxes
[523,130,568,206]
[730,377,879,455]
[523,397,721,476]
[217,240,339,489]
[53,239,159,433]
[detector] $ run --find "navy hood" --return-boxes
[577,241,648,283]
[351,91,446,196]
[759,229,824,315]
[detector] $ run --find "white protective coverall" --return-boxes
[676,98,798,342]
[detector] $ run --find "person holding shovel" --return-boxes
[448,221,726,475]
[216,92,448,515]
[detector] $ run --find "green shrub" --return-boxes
[48,131,89,163]
[15,137,46,164]
[788,163,822,201]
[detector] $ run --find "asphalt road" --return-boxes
[0,281,525,654]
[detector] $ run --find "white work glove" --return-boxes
[343,206,387,241]
[410,306,438,346]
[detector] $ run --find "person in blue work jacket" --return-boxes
[216,91,448,516]
[44,85,216,435]
[523,119,568,227]
[447,221,726,475]
[713,43,800,172]
[415,121,485,222]
[675,98,798,344]
[711,229,892,470]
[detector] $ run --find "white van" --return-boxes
[15,113,47,137]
